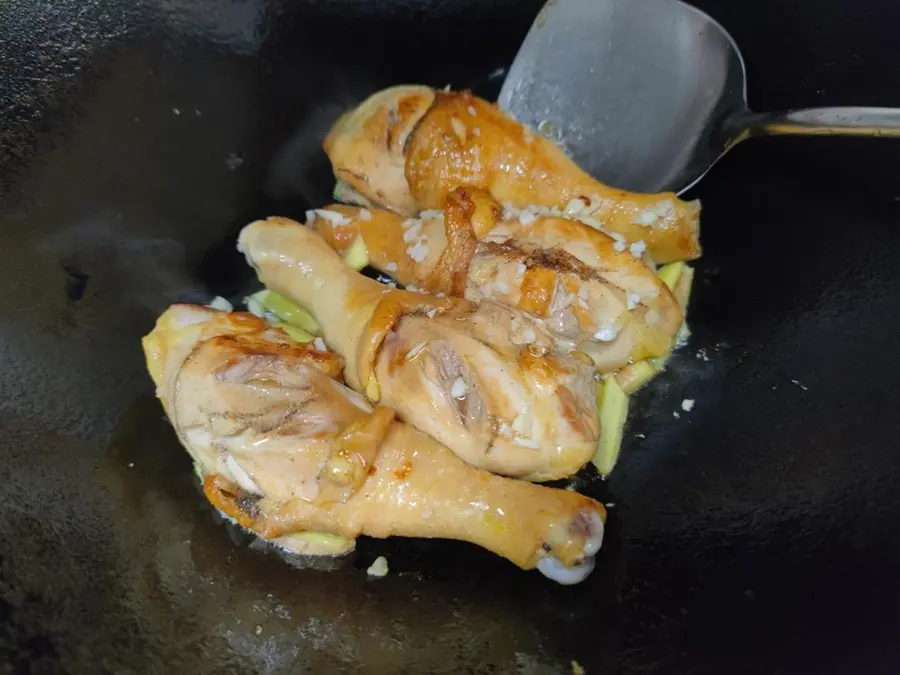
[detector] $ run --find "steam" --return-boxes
[264,103,346,207]
[41,215,209,313]
[265,73,386,206]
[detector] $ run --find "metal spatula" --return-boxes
[499,0,900,194]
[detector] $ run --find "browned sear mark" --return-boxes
[518,266,558,317]
[393,461,413,480]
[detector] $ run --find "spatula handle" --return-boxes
[743,106,900,138]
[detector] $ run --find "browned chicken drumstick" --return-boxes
[142,305,606,584]
[310,187,683,372]
[324,85,701,264]
[238,218,599,481]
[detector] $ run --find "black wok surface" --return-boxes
[2,1,899,673]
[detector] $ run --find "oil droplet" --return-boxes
[537,119,557,137]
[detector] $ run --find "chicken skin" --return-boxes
[238,218,599,481]
[310,187,682,372]
[142,304,606,584]
[324,85,701,264]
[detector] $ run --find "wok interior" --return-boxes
[1,1,898,673]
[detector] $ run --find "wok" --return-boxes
[1,1,899,673]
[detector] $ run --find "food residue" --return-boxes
[367,556,389,578]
